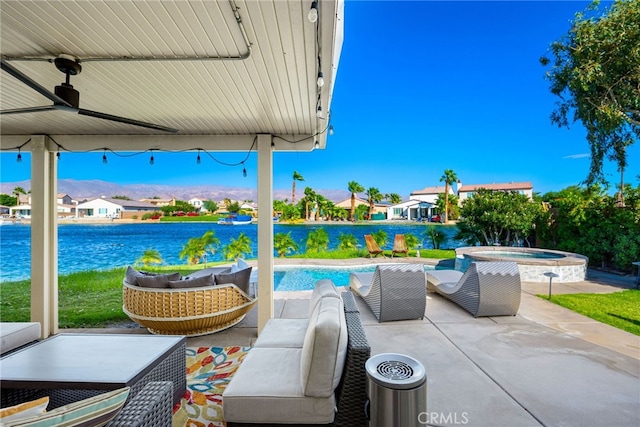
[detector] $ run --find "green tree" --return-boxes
[223,232,253,261]
[112,195,132,200]
[423,226,447,250]
[203,200,218,213]
[306,228,330,253]
[385,193,402,205]
[404,233,420,250]
[302,187,317,220]
[456,189,542,246]
[365,187,383,219]
[227,201,241,214]
[292,171,305,205]
[274,232,298,257]
[354,204,369,221]
[439,169,458,223]
[179,230,220,265]
[12,186,26,204]
[541,0,640,187]
[0,194,18,206]
[347,181,364,222]
[435,193,460,221]
[135,248,163,267]
[372,229,388,249]
[338,233,358,250]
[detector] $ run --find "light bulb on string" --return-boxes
[316,72,324,87]
[314,140,320,149]
[308,1,318,22]
[242,165,247,178]
[329,125,334,135]
[316,105,322,118]
[197,150,201,165]
[17,149,22,163]
[102,150,108,164]
[149,154,155,165]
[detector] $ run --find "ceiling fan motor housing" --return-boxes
[54,83,80,109]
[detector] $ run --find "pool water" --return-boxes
[273,265,434,291]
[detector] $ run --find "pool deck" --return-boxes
[69,259,640,426]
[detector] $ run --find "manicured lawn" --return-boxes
[543,290,640,336]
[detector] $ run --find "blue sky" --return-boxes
[1,0,637,199]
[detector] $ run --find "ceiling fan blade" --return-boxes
[1,60,72,108]
[1,105,56,115]
[78,108,178,133]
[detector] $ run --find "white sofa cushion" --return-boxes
[253,279,341,349]
[308,279,340,317]
[300,296,348,398]
[0,323,40,355]
[253,318,309,348]
[222,348,336,424]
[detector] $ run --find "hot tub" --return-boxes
[454,246,589,283]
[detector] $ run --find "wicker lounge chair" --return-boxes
[425,261,521,317]
[350,263,426,322]
[123,279,256,337]
[391,234,408,257]
[364,234,386,258]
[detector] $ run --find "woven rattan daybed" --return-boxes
[123,270,257,336]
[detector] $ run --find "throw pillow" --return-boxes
[237,258,249,270]
[2,387,129,427]
[125,267,180,287]
[0,397,48,423]
[169,274,214,289]
[215,267,253,295]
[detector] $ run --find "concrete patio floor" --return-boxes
[73,262,640,426]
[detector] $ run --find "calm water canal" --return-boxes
[0,222,462,282]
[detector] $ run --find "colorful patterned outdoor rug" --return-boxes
[173,346,250,427]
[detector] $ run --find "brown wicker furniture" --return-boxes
[123,280,257,336]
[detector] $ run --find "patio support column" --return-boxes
[30,135,58,338]
[256,134,274,334]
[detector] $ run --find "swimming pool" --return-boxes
[273,265,435,291]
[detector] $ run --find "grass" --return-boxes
[0,250,455,328]
[541,290,640,336]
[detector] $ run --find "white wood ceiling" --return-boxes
[0,0,343,151]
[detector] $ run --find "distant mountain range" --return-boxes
[0,179,351,203]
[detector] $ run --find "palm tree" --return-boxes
[291,171,305,205]
[274,232,298,257]
[303,187,316,220]
[223,232,253,261]
[439,169,458,223]
[365,187,383,220]
[13,186,26,204]
[179,230,220,265]
[385,193,402,205]
[347,181,364,222]
[135,248,163,267]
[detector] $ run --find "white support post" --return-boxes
[30,136,58,338]
[256,134,274,334]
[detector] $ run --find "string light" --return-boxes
[314,140,320,149]
[329,125,334,135]
[308,1,318,23]
[316,105,322,118]
[196,150,201,165]
[242,162,247,177]
[316,71,324,87]
[102,150,108,164]
[17,149,22,163]
[149,153,155,165]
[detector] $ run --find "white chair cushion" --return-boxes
[237,258,249,270]
[300,297,348,397]
[222,348,336,424]
[253,318,309,348]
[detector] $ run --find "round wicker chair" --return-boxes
[122,280,257,336]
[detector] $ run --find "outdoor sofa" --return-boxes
[122,262,256,336]
[223,281,370,426]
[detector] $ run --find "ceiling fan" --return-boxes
[0,55,178,133]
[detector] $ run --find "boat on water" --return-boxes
[218,214,253,225]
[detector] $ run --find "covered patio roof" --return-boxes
[0,0,345,337]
